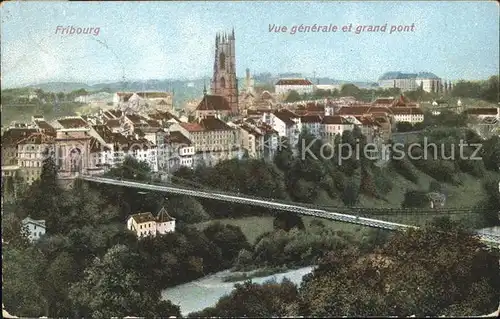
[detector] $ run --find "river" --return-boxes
[162,266,315,316]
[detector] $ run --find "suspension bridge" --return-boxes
[78,173,500,246]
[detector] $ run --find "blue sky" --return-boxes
[1,1,499,88]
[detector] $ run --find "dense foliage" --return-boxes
[2,155,252,317]
[193,218,500,317]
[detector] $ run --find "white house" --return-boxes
[126,207,175,238]
[261,110,302,149]
[22,217,46,241]
[275,78,314,95]
[321,116,355,141]
[390,107,425,124]
[300,115,322,138]
[164,131,195,171]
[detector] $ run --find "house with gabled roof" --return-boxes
[126,207,175,238]
[275,78,314,95]
[22,217,46,242]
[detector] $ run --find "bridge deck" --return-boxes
[79,175,500,246]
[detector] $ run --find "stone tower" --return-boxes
[211,29,238,115]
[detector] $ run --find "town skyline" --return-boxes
[2,1,499,88]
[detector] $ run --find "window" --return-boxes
[219,52,226,69]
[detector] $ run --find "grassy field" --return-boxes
[193,166,493,243]
[359,168,488,210]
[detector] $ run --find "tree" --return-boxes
[1,214,31,248]
[313,89,329,98]
[17,149,63,229]
[2,246,47,317]
[203,223,251,265]
[285,90,302,102]
[340,84,361,97]
[396,121,414,132]
[273,211,305,231]
[299,218,500,317]
[475,176,500,227]
[105,155,152,181]
[189,279,300,317]
[166,195,210,223]
[380,217,500,316]
[69,244,180,318]
[341,181,359,207]
[402,189,429,208]
[40,252,80,317]
[274,141,294,171]
[482,136,500,171]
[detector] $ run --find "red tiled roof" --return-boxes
[109,110,123,118]
[146,119,161,128]
[125,114,148,125]
[273,110,296,126]
[180,122,205,132]
[165,131,192,145]
[275,78,313,86]
[105,119,121,128]
[338,106,392,116]
[92,125,115,144]
[355,116,377,126]
[156,207,175,222]
[90,137,110,153]
[16,132,54,145]
[257,123,278,135]
[130,212,156,224]
[464,108,497,115]
[1,128,39,147]
[390,107,424,115]
[373,98,395,105]
[260,91,274,100]
[196,95,231,111]
[199,117,233,131]
[34,121,56,136]
[240,124,262,137]
[300,115,322,123]
[322,116,351,125]
[149,111,180,123]
[306,103,325,113]
[57,118,88,129]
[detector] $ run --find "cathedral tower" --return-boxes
[211,29,238,115]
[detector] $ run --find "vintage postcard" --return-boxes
[1,1,499,318]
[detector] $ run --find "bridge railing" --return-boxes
[81,174,485,217]
[78,175,500,246]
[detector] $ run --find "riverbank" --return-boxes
[222,265,304,282]
[162,266,315,316]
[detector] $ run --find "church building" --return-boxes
[210,29,239,115]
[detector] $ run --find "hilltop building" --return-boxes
[378,72,447,93]
[275,78,314,95]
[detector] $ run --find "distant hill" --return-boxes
[15,76,377,107]
[26,82,96,93]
